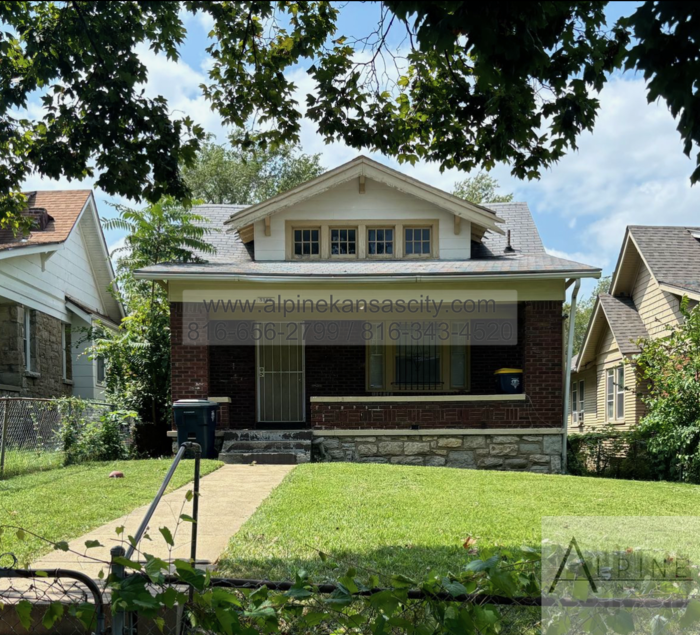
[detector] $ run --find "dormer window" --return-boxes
[293,228,320,258]
[330,228,357,257]
[367,228,394,257]
[404,227,432,257]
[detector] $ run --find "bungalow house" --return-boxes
[0,190,123,400]
[569,225,700,431]
[135,156,600,472]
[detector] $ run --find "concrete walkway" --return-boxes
[32,464,294,580]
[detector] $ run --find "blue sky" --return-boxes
[19,2,700,299]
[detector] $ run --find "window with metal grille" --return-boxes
[293,228,320,257]
[392,324,442,389]
[330,228,357,256]
[404,227,432,256]
[367,228,394,256]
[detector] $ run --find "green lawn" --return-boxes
[0,459,222,566]
[218,463,700,581]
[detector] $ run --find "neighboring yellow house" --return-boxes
[569,225,700,432]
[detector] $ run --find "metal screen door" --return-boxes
[256,323,305,423]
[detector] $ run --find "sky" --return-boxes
[18,2,700,300]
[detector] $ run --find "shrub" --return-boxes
[567,426,655,480]
[635,298,700,483]
[57,398,133,465]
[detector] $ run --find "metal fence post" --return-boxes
[0,398,8,477]
[110,545,129,635]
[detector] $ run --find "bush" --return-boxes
[567,426,655,480]
[57,398,133,465]
[635,298,700,483]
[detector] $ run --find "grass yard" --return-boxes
[0,458,221,566]
[218,463,700,581]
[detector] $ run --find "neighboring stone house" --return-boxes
[0,190,123,400]
[136,156,600,472]
[569,225,700,431]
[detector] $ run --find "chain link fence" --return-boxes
[0,566,105,634]
[0,398,116,479]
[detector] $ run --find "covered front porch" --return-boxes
[169,298,565,471]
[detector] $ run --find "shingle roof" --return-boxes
[138,254,599,278]
[138,201,598,278]
[629,226,700,295]
[193,204,250,263]
[0,190,91,251]
[471,202,545,257]
[598,293,648,355]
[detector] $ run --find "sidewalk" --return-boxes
[32,464,294,580]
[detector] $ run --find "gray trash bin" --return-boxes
[173,399,219,458]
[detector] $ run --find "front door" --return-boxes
[256,323,305,424]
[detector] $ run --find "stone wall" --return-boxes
[313,432,563,473]
[0,303,71,398]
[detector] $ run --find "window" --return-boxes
[367,228,394,256]
[366,322,469,392]
[606,369,614,420]
[579,379,585,417]
[23,307,36,373]
[404,227,432,257]
[606,366,625,421]
[616,366,625,419]
[96,356,106,385]
[61,323,72,381]
[293,228,320,258]
[571,381,577,417]
[330,228,357,256]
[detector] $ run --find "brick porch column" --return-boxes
[170,302,210,404]
[522,301,563,427]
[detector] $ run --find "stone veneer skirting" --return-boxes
[312,429,563,473]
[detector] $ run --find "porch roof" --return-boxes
[135,253,599,280]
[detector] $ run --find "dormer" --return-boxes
[225,156,504,262]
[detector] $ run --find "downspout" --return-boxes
[561,278,581,475]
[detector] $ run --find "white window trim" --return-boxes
[615,365,625,420]
[61,323,68,380]
[95,355,106,387]
[24,308,33,373]
[606,365,625,422]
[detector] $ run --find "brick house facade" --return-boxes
[139,157,599,472]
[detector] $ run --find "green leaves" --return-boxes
[159,526,174,547]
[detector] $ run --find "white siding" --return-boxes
[252,179,472,261]
[70,313,104,400]
[0,208,112,400]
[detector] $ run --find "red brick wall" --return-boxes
[171,300,563,429]
[170,303,210,403]
[311,300,563,430]
[311,399,538,428]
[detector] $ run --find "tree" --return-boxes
[452,172,513,205]
[182,136,325,205]
[3,2,700,230]
[635,299,700,483]
[564,276,612,355]
[92,198,215,455]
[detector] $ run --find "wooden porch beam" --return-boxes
[454,215,461,235]
[359,174,366,194]
[264,216,271,237]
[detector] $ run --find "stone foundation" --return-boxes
[313,431,563,473]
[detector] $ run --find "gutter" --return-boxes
[561,278,581,475]
[133,270,601,284]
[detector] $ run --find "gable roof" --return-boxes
[612,225,700,298]
[576,293,648,370]
[137,200,600,281]
[223,155,506,238]
[0,190,91,252]
[0,190,123,322]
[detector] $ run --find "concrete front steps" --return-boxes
[218,429,312,465]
